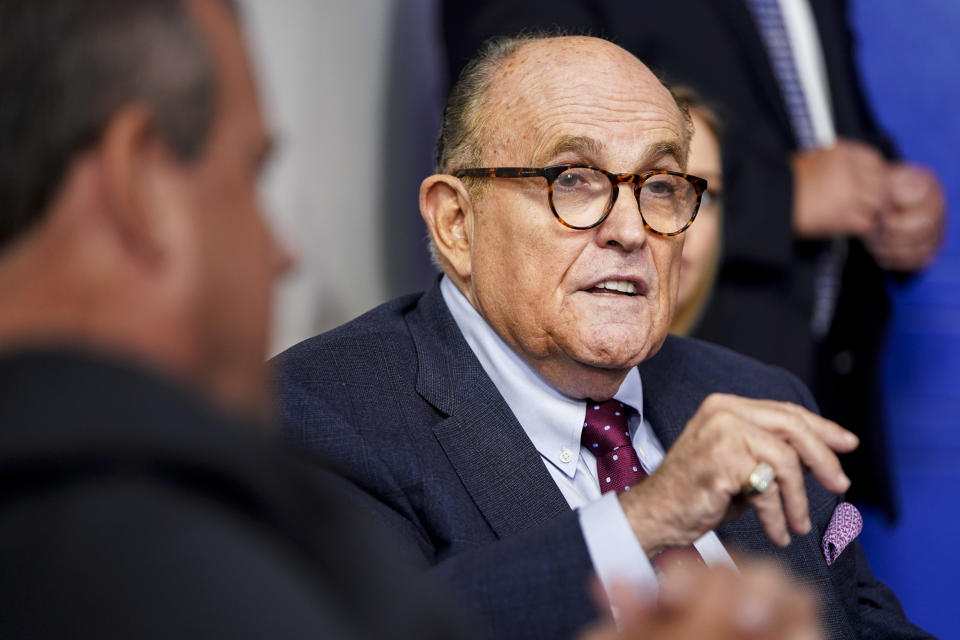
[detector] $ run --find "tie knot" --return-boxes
[581,399,632,456]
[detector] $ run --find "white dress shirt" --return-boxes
[777,0,837,145]
[440,276,735,598]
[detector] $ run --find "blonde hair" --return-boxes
[669,89,723,336]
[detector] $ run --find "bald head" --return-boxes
[436,35,692,177]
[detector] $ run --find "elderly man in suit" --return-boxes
[275,34,929,640]
[441,0,947,521]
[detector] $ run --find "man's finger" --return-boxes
[856,174,892,218]
[769,400,859,452]
[707,395,856,451]
[845,204,880,237]
[743,426,811,536]
[748,481,791,547]
[716,398,854,493]
[877,208,942,245]
[869,235,941,271]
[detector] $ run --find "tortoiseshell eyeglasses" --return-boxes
[454,165,707,237]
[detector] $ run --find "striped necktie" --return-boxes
[745,0,846,339]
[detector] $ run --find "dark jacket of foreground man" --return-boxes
[0,349,475,640]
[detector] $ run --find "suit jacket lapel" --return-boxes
[407,282,571,538]
[636,337,702,452]
[711,0,796,143]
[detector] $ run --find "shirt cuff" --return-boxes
[578,491,658,598]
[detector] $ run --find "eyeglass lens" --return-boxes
[550,167,698,233]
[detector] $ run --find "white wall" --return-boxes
[240,0,394,355]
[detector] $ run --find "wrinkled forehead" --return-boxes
[482,37,688,169]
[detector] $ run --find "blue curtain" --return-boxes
[851,2,960,637]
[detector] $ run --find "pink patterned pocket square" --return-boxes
[822,502,863,566]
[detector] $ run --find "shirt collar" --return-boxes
[440,276,645,479]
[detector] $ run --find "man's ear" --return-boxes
[97,104,178,267]
[419,174,475,280]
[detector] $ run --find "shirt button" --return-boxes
[559,448,573,463]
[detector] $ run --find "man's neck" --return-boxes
[0,216,200,399]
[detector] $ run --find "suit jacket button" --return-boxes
[833,350,854,375]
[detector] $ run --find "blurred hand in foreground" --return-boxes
[581,559,822,640]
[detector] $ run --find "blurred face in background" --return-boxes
[674,109,722,332]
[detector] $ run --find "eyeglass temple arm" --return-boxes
[455,167,546,179]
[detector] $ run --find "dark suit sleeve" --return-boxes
[430,510,598,639]
[815,0,899,159]
[320,459,597,640]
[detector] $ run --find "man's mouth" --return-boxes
[586,279,642,296]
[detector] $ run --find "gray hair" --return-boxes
[435,33,547,175]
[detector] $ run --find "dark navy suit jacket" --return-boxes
[274,282,929,640]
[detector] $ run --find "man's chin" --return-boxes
[552,364,635,401]
[573,329,664,369]
[541,342,660,399]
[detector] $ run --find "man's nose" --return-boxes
[594,183,648,251]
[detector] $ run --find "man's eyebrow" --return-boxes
[534,135,605,165]
[534,135,687,170]
[648,140,686,170]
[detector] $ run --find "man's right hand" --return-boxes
[619,394,858,554]
[791,138,891,238]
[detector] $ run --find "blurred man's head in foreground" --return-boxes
[0,0,288,420]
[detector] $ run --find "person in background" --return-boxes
[670,91,724,336]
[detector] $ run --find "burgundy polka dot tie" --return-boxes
[581,399,647,494]
[581,398,703,570]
